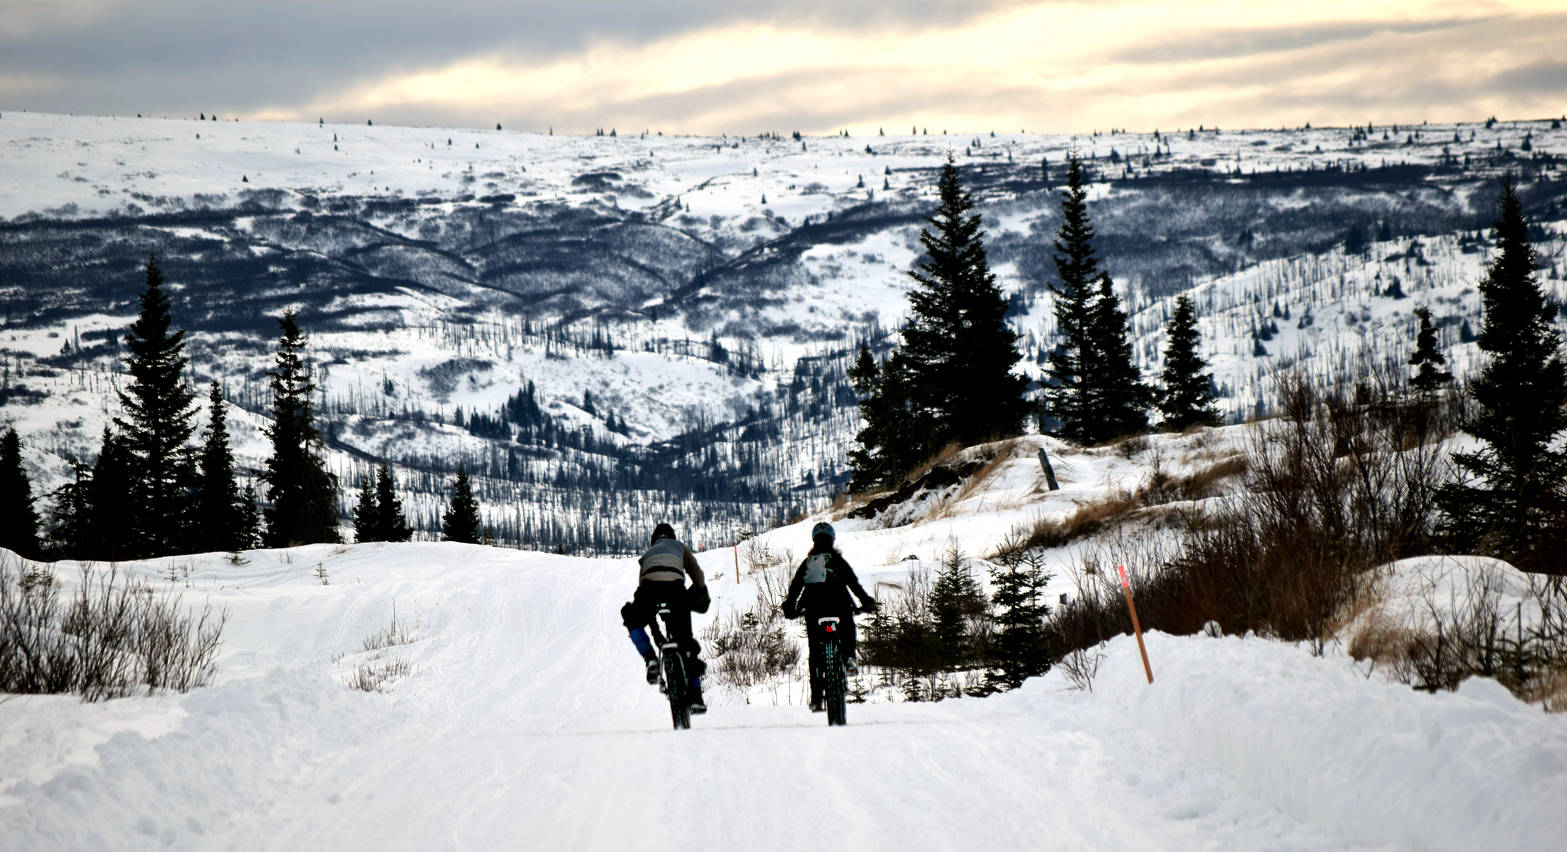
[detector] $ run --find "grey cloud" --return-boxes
[0,0,1026,117]
[1111,17,1483,64]
[1490,60,1567,95]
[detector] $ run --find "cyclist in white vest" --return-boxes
[620,522,710,712]
[781,521,877,711]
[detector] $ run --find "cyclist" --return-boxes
[781,521,877,711]
[621,522,710,713]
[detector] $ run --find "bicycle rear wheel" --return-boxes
[822,638,847,726]
[664,650,691,730]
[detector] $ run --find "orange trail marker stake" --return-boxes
[1118,564,1154,684]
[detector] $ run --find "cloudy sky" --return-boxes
[2,0,1563,134]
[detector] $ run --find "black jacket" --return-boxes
[782,547,873,618]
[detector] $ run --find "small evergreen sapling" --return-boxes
[1408,306,1452,394]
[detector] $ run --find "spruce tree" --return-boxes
[986,551,1053,690]
[847,345,920,491]
[262,310,340,547]
[900,158,1029,450]
[442,464,481,544]
[1157,295,1222,431]
[237,483,262,550]
[86,427,137,561]
[352,472,379,543]
[193,381,243,552]
[47,461,92,559]
[373,461,412,542]
[0,427,40,557]
[1083,273,1150,441]
[1408,306,1452,394]
[928,547,985,671]
[115,253,198,556]
[1043,155,1101,443]
[849,159,1028,490]
[1438,179,1567,569]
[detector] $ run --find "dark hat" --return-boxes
[651,522,676,543]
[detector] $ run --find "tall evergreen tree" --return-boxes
[115,253,198,556]
[1083,273,1151,441]
[442,464,481,544]
[1043,155,1101,443]
[85,427,137,561]
[373,461,412,542]
[1408,306,1452,394]
[901,158,1029,449]
[1157,295,1223,430]
[0,427,40,557]
[193,381,243,552]
[848,159,1028,490]
[1438,179,1567,569]
[986,552,1054,690]
[262,310,340,547]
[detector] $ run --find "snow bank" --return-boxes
[1057,632,1567,852]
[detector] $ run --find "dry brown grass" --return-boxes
[992,489,1147,561]
[947,439,1022,506]
[1522,668,1567,712]
[901,441,967,486]
[1143,454,1250,506]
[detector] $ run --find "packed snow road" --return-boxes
[2,543,1563,851]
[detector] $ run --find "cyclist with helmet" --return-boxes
[621,522,710,713]
[781,521,878,711]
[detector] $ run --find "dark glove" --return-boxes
[688,583,711,614]
[859,600,879,615]
[781,601,798,620]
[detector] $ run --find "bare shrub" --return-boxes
[1,557,227,701]
[360,604,415,652]
[345,658,415,692]
[702,557,802,692]
[1349,567,1567,703]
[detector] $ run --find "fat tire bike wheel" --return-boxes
[656,604,691,731]
[818,616,848,726]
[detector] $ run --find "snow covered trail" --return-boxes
[3,543,1565,851]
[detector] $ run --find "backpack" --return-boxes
[801,552,833,584]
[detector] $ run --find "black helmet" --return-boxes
[651,522,676,543]
[811,521,835,542]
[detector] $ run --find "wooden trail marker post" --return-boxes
[1118,564,1154,684]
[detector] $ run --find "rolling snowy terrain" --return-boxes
[2,111,1566,551]
[2,425,1564,851]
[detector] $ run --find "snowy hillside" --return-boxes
[2,111,1566,551]
[3,422,1565,850]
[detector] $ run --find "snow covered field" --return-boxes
[4,487,1565,850]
